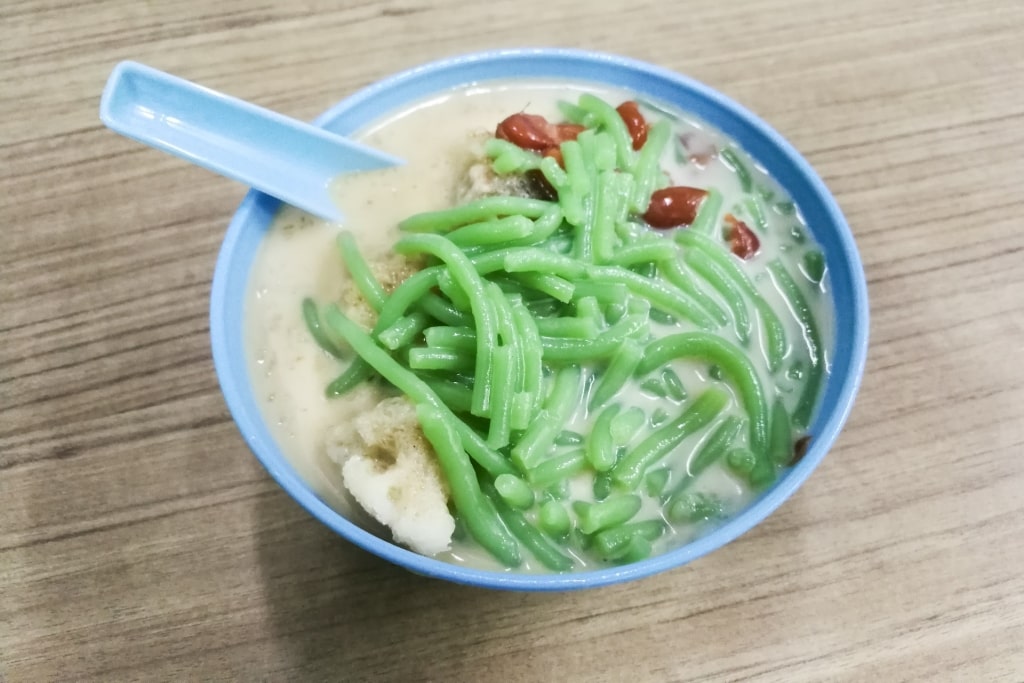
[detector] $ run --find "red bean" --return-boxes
[616,101,648,150]
[495,113,556,151]
[542,146,564,168]
[552,123,585,144]
[643,187,708,228]
[679,132,717,166]
[792,435,811,464]
[724,214,760,259]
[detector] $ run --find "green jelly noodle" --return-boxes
[267,82,834,573]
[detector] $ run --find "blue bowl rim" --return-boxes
[210,47,869,591]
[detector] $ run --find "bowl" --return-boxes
[210,48,869,591]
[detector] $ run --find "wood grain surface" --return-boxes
[2,0,1023,680]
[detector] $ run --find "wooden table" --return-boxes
[3,1,1022,680]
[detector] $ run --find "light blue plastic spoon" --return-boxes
[99,61,402,222]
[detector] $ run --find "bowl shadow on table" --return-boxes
[253,478,816,680]
[253,487,550,679]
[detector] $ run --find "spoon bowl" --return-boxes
[99,61,402,222]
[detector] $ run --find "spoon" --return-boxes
[99,61,402,222]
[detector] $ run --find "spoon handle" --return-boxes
[99,61,401,222]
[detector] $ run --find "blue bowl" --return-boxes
[210,48,869,591]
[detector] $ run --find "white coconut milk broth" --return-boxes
[245,80,834,572]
